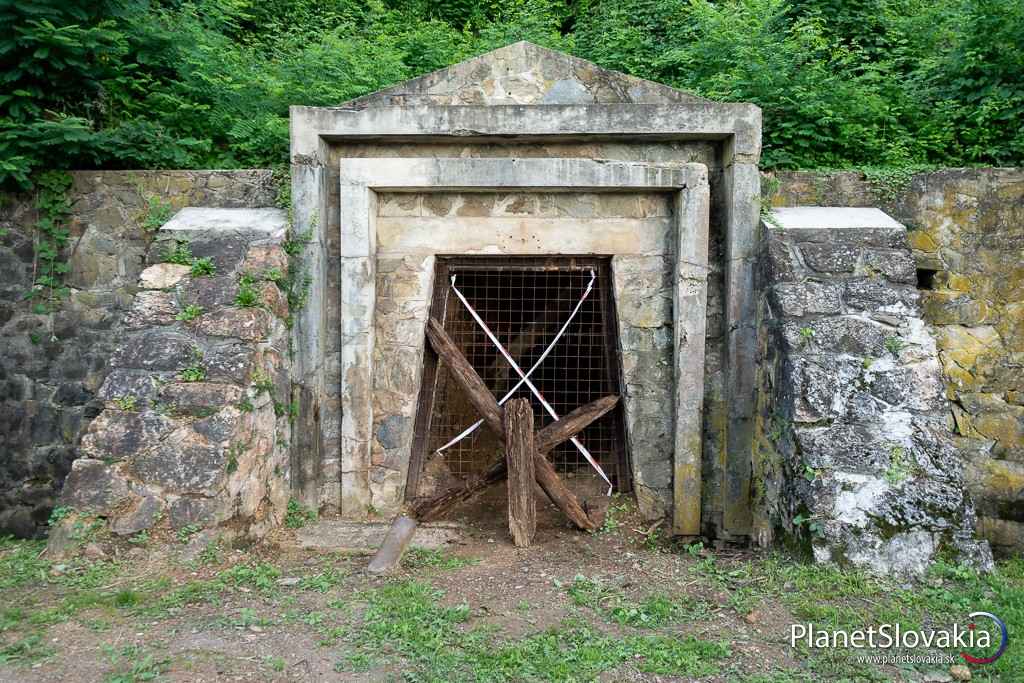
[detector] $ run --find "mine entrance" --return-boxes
[406,256,630,503]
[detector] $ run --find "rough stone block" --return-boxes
[768,282,843,318]
[130,429,227,495]
[139,263,191,290]
[860,248,917,283]
[242,244,289,275]
[79,409,177,462]
[195,307,273,341]
[111,330,198,371]
[110,494,163,536]
[159,382,243,416]
[782,316,888,355]
[59,459,132,512]
[800,241,860,273]
[178,275,238,311]
[123,290,178,329]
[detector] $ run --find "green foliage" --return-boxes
[284,499,317,529]
[401,547,476,570]
[344,579,731,680]
[177,362,206,382]
[140,195,173,232]
[566,575,709,627]
[161,241,193,266]
[176,524,202,544]
[175,304,203,322]
[47,506,72,526]
[250,369,274,395]
[26,171,72,312]
[189,257,215,277]
[0,537,50,590]
[1,0,1021,184]
[112,395,137,411]
[235,273,260,307]
[103,644,170,682]
[884,444,914,485]
[217,562,280,591]
[883,335,904,356]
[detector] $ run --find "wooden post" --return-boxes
[410,394,620,524]
[504,399,536,547]
[422,316,610,532]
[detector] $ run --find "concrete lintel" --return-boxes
[340,158,695,191]
[292,103,762,162]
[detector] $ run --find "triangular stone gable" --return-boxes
[344,41,709,107]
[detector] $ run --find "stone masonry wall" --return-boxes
[48,209,292,554]
[770,169,1024,554]
[0,171,276,538]
[754,207,992,576]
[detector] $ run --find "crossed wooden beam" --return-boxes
[368,317,619,571]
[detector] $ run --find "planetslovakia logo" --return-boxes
[790,613,1009,666]
[961,612,1009,664]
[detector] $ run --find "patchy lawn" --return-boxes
[0,498,1021,682]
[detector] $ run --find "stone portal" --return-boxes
[288,42,762,540]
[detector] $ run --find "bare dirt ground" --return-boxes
[0,493,1019,682]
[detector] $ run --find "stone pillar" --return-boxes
[49,208,293,555]
[755,207,992,576]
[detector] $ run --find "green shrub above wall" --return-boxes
[2,0,1023,188]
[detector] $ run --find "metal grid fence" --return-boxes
[425,258,629,490]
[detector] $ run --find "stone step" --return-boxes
[293,517,463,554]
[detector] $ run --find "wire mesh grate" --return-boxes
[424,258,629,490]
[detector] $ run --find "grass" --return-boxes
[176,362,206,382]
[1,534,1022,681]
[175,304,203,322]
[102,644,170,682]
[189,257,215,277]
[235,273,260,307]
[401,547,478,571]
[565,574,710,627]
[341,580,731,680]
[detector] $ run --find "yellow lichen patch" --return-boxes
[944,273,973,292]
[907,229,938,253]
[937,325,1000,370]
[995,302,1024,352]
[978,458,1024,501]
[974,410,1024,447]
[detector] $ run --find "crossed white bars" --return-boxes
[434,270,613,494]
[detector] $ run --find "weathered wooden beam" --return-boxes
[534,395,619,454]
[533,454,598,531]
[425,317,503,436]
[411,458,507,522]
[367,515,418,574]
[504,399,536,547]
[410,394,620,524]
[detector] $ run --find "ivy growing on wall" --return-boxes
[27,171,73,313]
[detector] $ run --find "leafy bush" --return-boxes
[2,0,1022,188]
